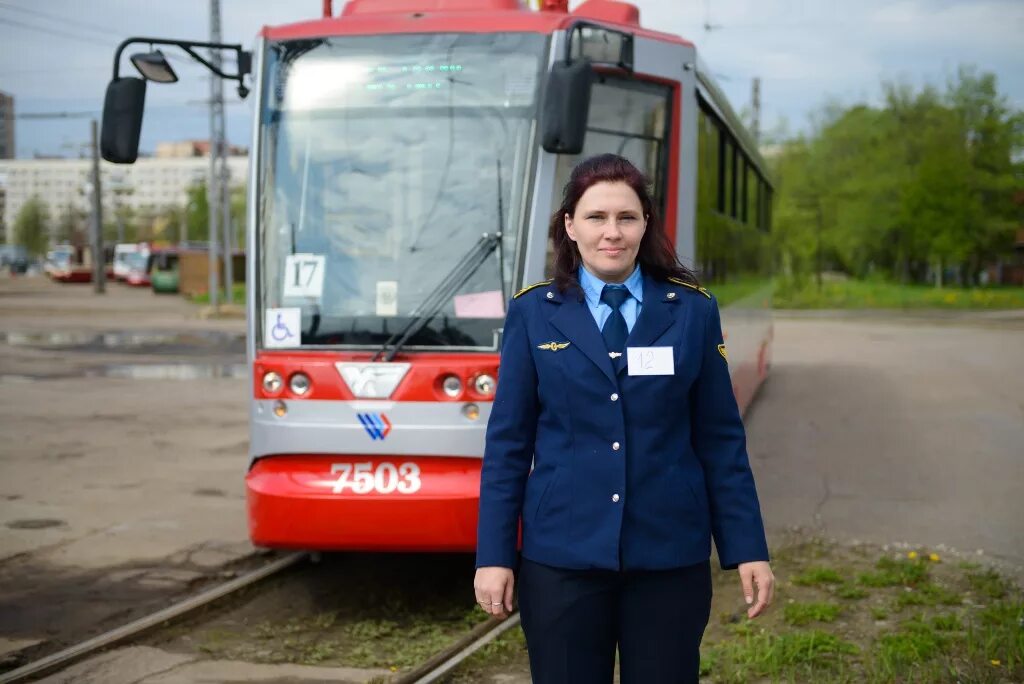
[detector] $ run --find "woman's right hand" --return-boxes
[474,566,515,619]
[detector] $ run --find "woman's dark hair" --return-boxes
[549,153,699,292]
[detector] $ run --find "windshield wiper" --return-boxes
[373,231,502,362]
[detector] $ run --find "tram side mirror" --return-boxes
[541,61,593,155]
[101,77,147,164]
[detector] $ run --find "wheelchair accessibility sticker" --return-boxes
[265,307,302,348]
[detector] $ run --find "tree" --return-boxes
[55,203,87,247]
[186,181,210,241]
[13,197,50,256]
[771,66,1023,285]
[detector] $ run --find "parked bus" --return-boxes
[101,0,773,551]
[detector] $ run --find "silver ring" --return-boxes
[491,602,502,606]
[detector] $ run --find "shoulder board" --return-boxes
[667,277,712,299]
[513,280,553,299]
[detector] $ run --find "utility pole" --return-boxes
[751,77,761,147]
[221,148,233,304]
[90,119,106,294]
[207,0,223,311]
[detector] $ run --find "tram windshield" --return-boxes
[258,33,546,350]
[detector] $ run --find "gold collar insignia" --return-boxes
[717,344,728,362]
[537,341,570,352]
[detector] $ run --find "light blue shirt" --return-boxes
[578,264,644,334]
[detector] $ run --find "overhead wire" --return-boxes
[0,16,112,47]
[0,0,114,36]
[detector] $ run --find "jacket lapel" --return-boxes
[614,275,679,375]
[547,288,617,385]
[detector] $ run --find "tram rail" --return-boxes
[2,550,521,684]
[0,552,308,684]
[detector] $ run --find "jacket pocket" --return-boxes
[533,466,564,521]
[671,464,710,520]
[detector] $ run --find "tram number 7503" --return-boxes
[330,462,422,494]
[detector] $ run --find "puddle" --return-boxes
[0,330,244,352]
[0,363,247,383]
[6,519,66,530]
[89,363,248,380]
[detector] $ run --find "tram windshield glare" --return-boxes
[258,33,547,349]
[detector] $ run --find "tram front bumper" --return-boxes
[246,454,482,551]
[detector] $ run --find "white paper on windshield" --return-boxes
[376,281,398,317]
[265,307,302,348]
[454,290,505,318]
[282,254,326,299]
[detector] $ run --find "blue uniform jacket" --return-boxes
[476,272,770,571]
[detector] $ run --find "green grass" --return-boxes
[189,282,246,305]
[967,569,1010,600]
[793,566,845,586]
[702,629,860,682]
[707,278,773,308]
[449,541,1024,684]
[858,556,930,588]
[784,601,843,626]
[772,278,1024,309]
[834,584,869,600]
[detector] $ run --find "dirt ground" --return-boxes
[0,276,252,665]
[1,275,1022,682]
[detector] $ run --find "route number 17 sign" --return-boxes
[283,254,326,299]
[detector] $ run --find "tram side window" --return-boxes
[696,103,773,296]
[545,76,672,278]
[721,136,733,219]
[740,160,749,224]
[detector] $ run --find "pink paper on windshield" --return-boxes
[454,290,506,318]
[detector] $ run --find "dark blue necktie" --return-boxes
[600,285,630,354]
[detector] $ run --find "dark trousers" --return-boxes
[517,557,712,684]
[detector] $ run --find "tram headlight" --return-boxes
[473,373,496,396]
[289,372,311,396]
[262,371,283,394]
[441,374,462,398]
[273,400,287,417]
[462,403,480,421]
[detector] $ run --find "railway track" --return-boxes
[0,552,307,684]
[1,551,521,684]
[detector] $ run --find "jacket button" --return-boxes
[612,442,620,451]
[610,393,619,401]
[546,292,554,299]
[612,494,620,502]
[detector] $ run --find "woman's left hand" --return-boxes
[737,561,774,618]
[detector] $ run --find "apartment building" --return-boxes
[0,154,247,243]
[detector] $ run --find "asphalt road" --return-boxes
[746,312,1024,573]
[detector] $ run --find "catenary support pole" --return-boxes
[90,119,105,294]
[206,0,223,310]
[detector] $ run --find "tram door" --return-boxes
[544,74,674,278]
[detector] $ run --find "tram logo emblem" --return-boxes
[336,362,411,399]
[357,413,393,440]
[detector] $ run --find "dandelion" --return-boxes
[929,553,940,562]
[990,659,1001,667]
[907,551,918,560]
[390,665,399,672]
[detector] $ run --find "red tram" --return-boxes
[105,0,774,552]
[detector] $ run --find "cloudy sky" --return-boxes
[1,0,1021,158]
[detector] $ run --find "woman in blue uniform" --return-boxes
[474,154,774,683]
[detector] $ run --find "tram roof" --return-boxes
[262,0,692,47]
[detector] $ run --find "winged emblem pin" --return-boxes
[537,341,571,352]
